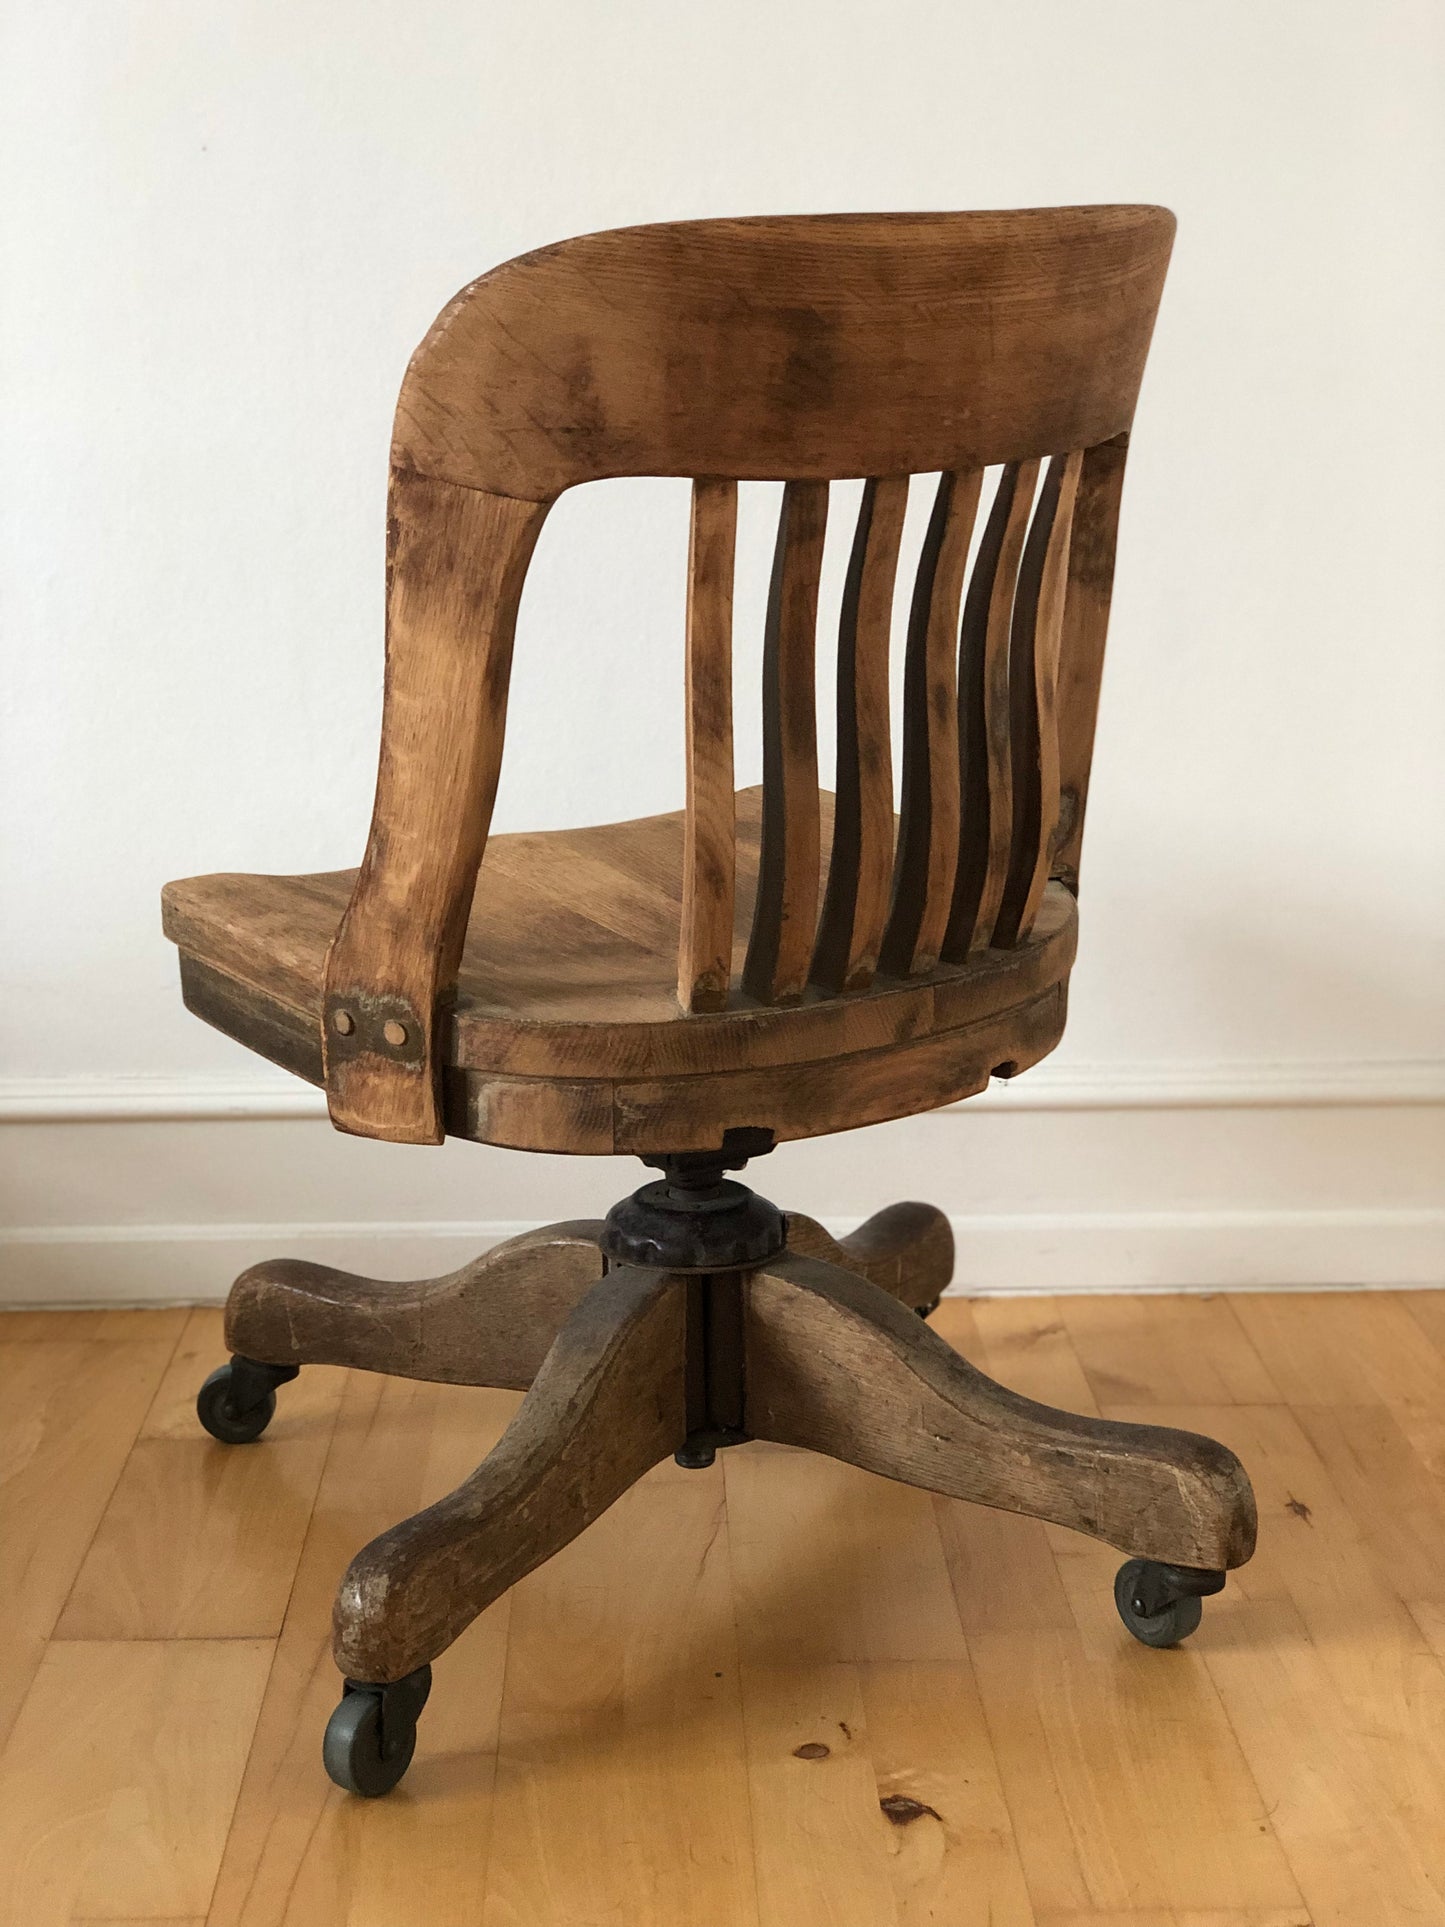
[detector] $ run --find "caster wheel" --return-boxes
[1114,1558,1208,1648]
[196,1362,276,1444]
[323,1665,432,1797]
[915,1297,941,1320]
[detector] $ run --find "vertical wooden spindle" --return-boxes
[812,474,909,992]
[943,458,1040,958]
[879,468,983,976]
[1052,433,1130,897]
[678,478,739,1012]
[742,480,828,1005]
[993,450,1084,947]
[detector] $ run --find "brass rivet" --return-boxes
[383,1019,409,1048]
[332,1009,355,1036]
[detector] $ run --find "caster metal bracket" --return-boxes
[1129,1561,1226,1615]
[226,1354,299,1418]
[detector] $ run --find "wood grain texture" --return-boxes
[783,1201,954,1309]
[223,1221,606,1390]
[1052,432,1129,893]
[0,1308,188,1343]
[322,473,550,1145]
[734,1661,933,1927]
[0,1330,179,1751]
[596,972,1067,1154]
[742,481,827,1005]
[1060,1292,1281,1408]
[946,459,1041,957]
[727,1440,967,1670]
[723,1434,1040,1924]
[480,1467,755,1927]
[166,794,1078,1153]
[1090,1396,1445,1926]
[0,1639,271,1922]
[995,447,1085,946]
[857,1661,1039,1925]
[331,1264,688,1681]
[393,208,1175,495]
[17,1289,1445,1922]
[1227,1289,1445,1477]
[744,1254,1258,1571]
[680,477,738,1012]
[205,1367,519,1926]
[183,942,1070,1156]
[166,209,1167,1150]
[167,790,1077,1080]
[989,451,1068,947]
[811,474,908,992]
[970,1621,1305,1920]
[880,467,981,975]
[53,1309,344,1641]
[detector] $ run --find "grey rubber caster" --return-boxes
[322,1665,432,1797]
[196,1356,297,1444]
[1114,1558,1223,1648]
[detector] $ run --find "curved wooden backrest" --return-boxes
[325,208,1173,1142]
[394,207,1172,493]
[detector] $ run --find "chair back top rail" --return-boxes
[396,207,1172,495]
[323,208,1172,1141]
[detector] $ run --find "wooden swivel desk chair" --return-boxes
[163,207,1257,1797]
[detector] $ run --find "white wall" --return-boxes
[2,0,1442,1301]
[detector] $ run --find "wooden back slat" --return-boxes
[678,478,739,1013]
[880,468,983,976]
[944,459,1040,958]
[812,474,909,992]
[741,481,829,1005]
[993,450,1085,948]
[1052,434,1129,895]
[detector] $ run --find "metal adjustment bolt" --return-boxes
[332,1009,355,1036]
[383,1020,409,1049]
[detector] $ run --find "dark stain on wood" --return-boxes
[879,1793,943,1826]
[793,1742,831,1761]
[1285,1495,1313,1524]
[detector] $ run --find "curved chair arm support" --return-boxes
[322,469,551,1143]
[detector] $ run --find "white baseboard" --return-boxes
[3,1060,1441,1306]
[3,1206,1442,1308]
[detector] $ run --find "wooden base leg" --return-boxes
[222,1221,606,1391]
[783,1201,953,1310]
[331,1263,689,1683]
[744,1251,1257,1573]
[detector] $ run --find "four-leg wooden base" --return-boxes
[217,1201,1256,1706]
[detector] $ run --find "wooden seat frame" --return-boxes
[167,208,1256,1752]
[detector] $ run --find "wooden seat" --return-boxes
[164,787,1076,1152]
[162,207,1258,1800]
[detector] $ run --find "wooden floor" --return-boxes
[6,1289,1445,1926]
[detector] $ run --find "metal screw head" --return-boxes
[332,1009,355,1037]
[382,1019,409,1049]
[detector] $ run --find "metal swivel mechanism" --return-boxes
[601,1127,782,1470]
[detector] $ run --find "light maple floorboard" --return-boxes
[0,1320,183,1752]
[4,1289,1445,1926]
